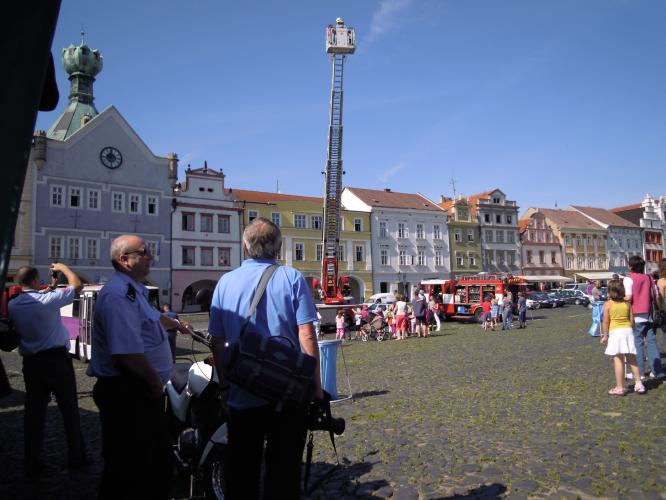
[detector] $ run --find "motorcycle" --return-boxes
[166,329,228,499]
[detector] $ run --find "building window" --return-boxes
[87,189,100,210]
[495,214,501,223]
[539,250,545,264]
[276,241,283,260]
[484,213,490,223]
[50,185,64,207]
[498,251,505,266]
[565,234,571,246]
[182,213,195,231]
[49,236,63,259]
[199,247,213,266]
[147,195,158,215]
[433,224,441,240]
[566,255,573,269]
[577,256,584,268]
[398,223,406,239]
[86,238,98,260]
[576,235,581,247]
[69,187,82,208]
[485,230,493,243]
[200,213,213,233]
[506,215,512,224]
[485,249,494,265]
[218,215,230,233]
[456,255,464,267]
[294,214,307,229]
[467,230,474,242]
[248,210,258,222]
[129,194,141,214]
[598,256,606,268]
[379,221,388,238]
[454,229,461,242]
[218,247,231,266]
[417,249,425,266]
[551,251,557,264]
[338,245,345,262]
[271,213,281,227]
[381,249,389,266]
[588,256,595,269]
[355,245,364,262]
[311,215,322,229]
[470,255,477,267]
[112,192,125,212]
[435,250,442,266]
[316,244,322,262]
[295,243,304,261]
[146,241,158,262]
[527,250,533,264]
[67,237,81,260]
[492,197,501,204]
[507,231,515,243]
[399,250,406,266]
[496,230,504,243]
[416,224,424,239]
[182,246,195,265]
[354,218,362,232]
[586,236,592,246]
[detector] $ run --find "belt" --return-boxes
[23,346,68,359]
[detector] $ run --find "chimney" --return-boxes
[167,152,179,188]
[439,195,451,203]
[33,130,47,169]
[384,188,391,192]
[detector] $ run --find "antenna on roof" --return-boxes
[276,179,280,194]
[80,25,86,44]
[450,177,457,198]
[554,200,558,208]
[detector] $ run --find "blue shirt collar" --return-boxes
[113,271,149,297]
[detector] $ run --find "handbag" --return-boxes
[222,265,317,411]
[648,277,665,328]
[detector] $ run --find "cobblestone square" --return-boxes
[1,307,665,499]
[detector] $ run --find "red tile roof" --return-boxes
[610,203,641,213]
[518,219,531,233]
[531,208,605,231]
[345,187,443,211]
[570,206,638,228]
[228,188,322,204]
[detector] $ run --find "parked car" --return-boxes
[526,292,556,309]
[546,292,567,307]
[555,289,590,306]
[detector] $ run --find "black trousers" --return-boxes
[226,404,307,500]
[22,347,86,469]
[93,376,171,500]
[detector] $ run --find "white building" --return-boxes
[171,163,241,312]
[341,187,449,298]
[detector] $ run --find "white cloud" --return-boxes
[378,162,406,182]
[366,0,413,45]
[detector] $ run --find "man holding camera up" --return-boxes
[9,263,87,476]
[209,218,323,499]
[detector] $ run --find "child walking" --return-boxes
[335,310,346,341]
[601,280,645,395]
[481,296,492,331]
[490,298,499,330]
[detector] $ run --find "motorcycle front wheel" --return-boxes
[203,444,228,499]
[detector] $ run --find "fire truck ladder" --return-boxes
[321,53,346,299]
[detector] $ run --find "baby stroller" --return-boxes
[360,313,388,342]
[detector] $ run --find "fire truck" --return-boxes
[421,274,528,323]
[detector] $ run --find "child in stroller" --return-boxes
[359,310,388,341]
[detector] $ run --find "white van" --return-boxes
[368,293,397,304]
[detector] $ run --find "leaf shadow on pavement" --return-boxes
[431,482,507,499]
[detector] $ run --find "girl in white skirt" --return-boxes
[601,280,645,395]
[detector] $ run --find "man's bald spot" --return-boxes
[110,234,144,262]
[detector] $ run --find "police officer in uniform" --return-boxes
[9,263,87,476]
[87,234,190,499]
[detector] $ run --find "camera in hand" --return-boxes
[307,390,345,436]
[49,268,63,284]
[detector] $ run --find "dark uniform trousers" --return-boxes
[93,376,171,500]
[226,404,308,500]
[22,346,86,469]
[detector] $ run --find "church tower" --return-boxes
[47,36,103,140]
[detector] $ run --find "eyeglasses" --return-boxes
[124,248,151,257]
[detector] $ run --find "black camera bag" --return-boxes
[223,265,316,411]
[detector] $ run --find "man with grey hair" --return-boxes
[87,234,190,499]
[209,217,322,499]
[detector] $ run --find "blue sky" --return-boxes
[37,0,666,214]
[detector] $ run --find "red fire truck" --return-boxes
[421,274,528,323]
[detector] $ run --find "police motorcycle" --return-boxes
[166,329,229,499]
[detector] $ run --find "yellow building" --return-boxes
[231,189,373,301]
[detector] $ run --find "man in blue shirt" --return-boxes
[9,263,87,476]
[87,234,189,499]
[210,218,322,499]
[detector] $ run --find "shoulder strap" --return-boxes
[240,265,278,338]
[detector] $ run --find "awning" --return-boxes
[574,272,623,280]
[518,275,573,282]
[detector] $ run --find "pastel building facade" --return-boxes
[232,189,373,302]
[29,41,173,293]
[437,196,481,277]
[342,187,449,298]
[171,164,241,312]
[469,189,521,274]
[568,206,641,275]
[518,212,565,284]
